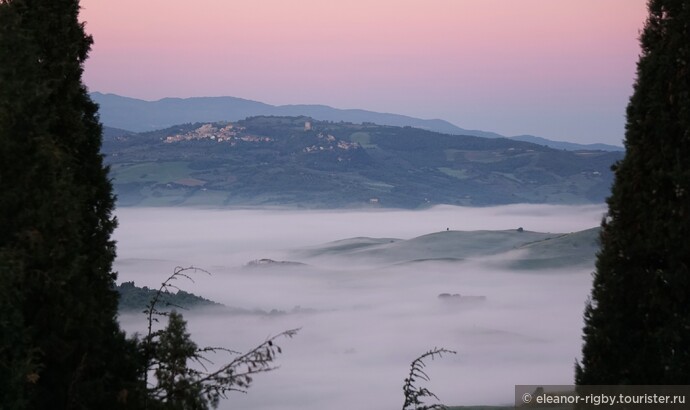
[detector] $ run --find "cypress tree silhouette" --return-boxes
[577,0,690,384]
[0,1,141,407]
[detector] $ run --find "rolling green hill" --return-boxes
[102,116,622,208]
[509,227,600,269]
[294,227,600,269]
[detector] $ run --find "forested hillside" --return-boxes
[103,116,622,208]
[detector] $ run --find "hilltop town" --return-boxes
[163,121,359,154]
[163,123,272,145]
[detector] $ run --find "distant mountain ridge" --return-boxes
[92,92,623,151]
[509,134,623,152]
[92,92,478,136]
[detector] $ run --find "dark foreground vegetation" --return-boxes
[0,2,296,408]
[576,0,690,385]
[1,0,688,409]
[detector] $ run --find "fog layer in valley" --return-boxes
[115,204,604,409]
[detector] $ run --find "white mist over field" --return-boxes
[114,204,605,409]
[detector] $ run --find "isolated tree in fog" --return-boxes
[0,0,141,407]
[576,0,690,384]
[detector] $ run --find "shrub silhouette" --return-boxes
[139,266,298,409]
[402,347,456,410]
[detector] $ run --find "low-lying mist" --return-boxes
[114,204,605,409]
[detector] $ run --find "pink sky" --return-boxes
[80,0,647,145]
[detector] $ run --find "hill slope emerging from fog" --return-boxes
[102,116,622,208]
[294,227,600,269]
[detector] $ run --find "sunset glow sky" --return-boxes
[80,0,648,145]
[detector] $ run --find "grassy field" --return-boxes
[111,161,193,183]
[293,227,599,270]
